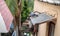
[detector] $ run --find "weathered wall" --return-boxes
[34,0,58,18]
[34,0,60,36]
[38,23,47,36]
[54,10,60,36]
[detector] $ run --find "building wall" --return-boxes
[54,11,60,36]
[38,23,48,36]
[34,0,60,36]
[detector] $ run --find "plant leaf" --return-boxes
[5,0,18,16]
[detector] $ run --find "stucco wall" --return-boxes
[34,0,60,36]
[38,23,47,36]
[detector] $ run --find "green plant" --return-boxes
[5,0,18,16]
[5,0,34,36]
[21,0,34,23]
[5,0,20,36]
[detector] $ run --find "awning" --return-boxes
[0,0,13,33]
[30,12,54,25]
